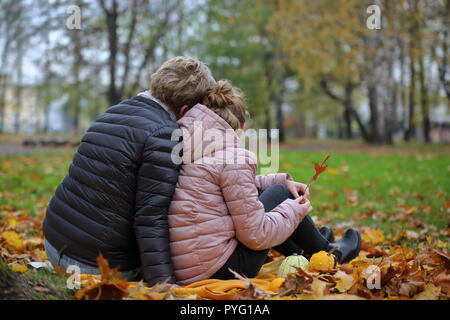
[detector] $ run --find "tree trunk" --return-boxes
[418,52,430,143]
[385,83,397,145]
[264,105,271,142]
[72,15,82,131]
[405,0,419,142]
[274,86,286,143]
[119,0,139,98]
[100,0,120,106]
[345,82,371,142]
[399,40,408,138]
[0,75,7,134]
[437,27,449,102]
[14,35,23,134]
[405,46,416,141]
[348,104,371,143]
[367,83,380,143]
[384,40,397,145]
[320,79,371,142]
[343,109,352,139]
[336,115,343,139]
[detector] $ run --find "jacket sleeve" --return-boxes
[134,124,181,286]
[219,162,305,251]
[255,173,292,191]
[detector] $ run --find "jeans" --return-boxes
[44,239,141,281]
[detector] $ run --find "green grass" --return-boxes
[1,146,448,236]
[0,259,74,300]
[270,150,450,239]
[1,148,449,232]
[0,150,75,219]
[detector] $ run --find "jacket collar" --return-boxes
[137,90,177,121]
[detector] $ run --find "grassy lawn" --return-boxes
[0,144,448,241]
[0,142,449,299]
[276,150,449,237]
[0,150,75,220]
[0,150,76,299]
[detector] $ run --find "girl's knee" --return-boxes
[259,183,294,210]
[267,183,291,197]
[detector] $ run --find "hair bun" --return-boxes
[206,80,234,109]
[201,79,247,130]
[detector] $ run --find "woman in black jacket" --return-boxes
[43,57,216,286]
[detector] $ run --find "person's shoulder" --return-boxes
[103,95,177,128]
[130,95,175,120]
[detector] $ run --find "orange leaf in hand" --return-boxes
[311,154,330,183]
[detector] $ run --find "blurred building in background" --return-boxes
[0,74,68,135]
[430,105,450,143]
[1,76,39,134]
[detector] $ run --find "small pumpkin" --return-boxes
[277,254,310,278]
[309,250,335,271]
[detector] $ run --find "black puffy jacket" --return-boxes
[43,95,181,286]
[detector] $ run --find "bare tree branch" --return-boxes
[119,0,140,97]
[319,78,344,103]
[129,1,179,93]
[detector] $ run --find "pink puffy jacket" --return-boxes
[168,104,306,284]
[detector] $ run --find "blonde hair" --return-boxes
[202,80,248,130]
[150,56,216,113]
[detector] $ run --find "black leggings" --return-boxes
[210,184,330,279]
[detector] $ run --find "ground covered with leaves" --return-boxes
[0,142,449,300]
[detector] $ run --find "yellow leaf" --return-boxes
[334,270,354,293]
[422,265,435,271]
[32,248,48,261]
[6,218,17,229]
[311,278,327,298]
[11,265,28,273]
[388,245,415,260]
[320,294,365,300]
[435,241,450,249]
[258,258,283,276]
[413,284,441,300]
[1,231,25,251]
[24,237,43,247]
[327,168,340,175]
[283,162,293,169]
[361,229,384,245]
[269,278,285,293]
[1,161,12,170]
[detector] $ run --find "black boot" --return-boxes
[300,227,335,260]
[319,226,334,242]
[327,229,361,263]
[276,226,335,258]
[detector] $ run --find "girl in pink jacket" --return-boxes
[168,81,361,285]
